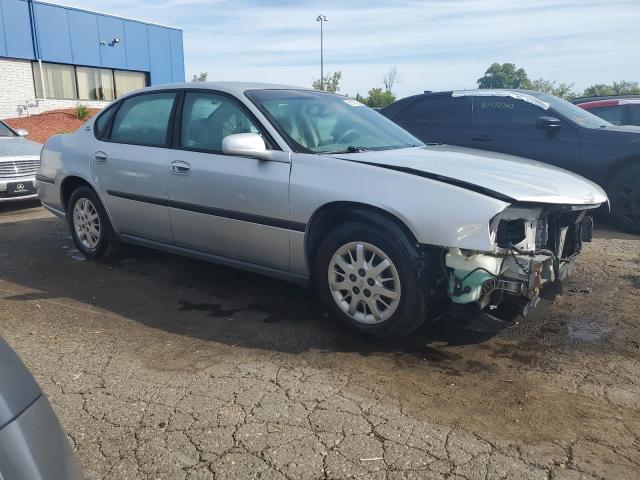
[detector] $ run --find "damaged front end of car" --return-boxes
[444,204,596,316]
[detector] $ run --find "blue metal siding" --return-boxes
[148,25,172,85]
[0,0,34,59]
[123,21,149,72]
[169,29,184,83]
[33,2,72,63]
[67,9,100,67]
[97,15,126,69]
[0,0,184,84]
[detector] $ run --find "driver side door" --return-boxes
[468,96,581,170]
[167,91,291,270]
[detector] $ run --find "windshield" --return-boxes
[0,121,16,137]
[532,92,612,128]
[246,89,423,153]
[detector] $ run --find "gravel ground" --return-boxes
[0,202,638,480]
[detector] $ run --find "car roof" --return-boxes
[573,94,640,104]
[129,81,312,98]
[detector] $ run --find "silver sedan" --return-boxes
[37,82,607,338]
[0,121,41,202]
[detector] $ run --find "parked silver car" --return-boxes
[0,337,83,479]
[0,120,41,202]
[37,82,607,338]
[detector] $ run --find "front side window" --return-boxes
[77,67,115,101]
[33,62,77,100]
[0,121,16,137]
[246,89,422,154]
[531,93,611,128]
[400,96,471,126]
[628,104,640,125]
[180,92,260,152]
[115,71,148,98]
[110,92,176,147]
[472,96,544,128]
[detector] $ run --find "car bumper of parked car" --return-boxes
[0,174,38,202]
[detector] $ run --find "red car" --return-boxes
[574,96,640,126]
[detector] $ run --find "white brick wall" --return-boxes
[0,58,109,120]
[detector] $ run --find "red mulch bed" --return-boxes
[4,108,100,144]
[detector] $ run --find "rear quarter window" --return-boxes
[399,96,471,125]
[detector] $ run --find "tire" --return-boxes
[313,222,427,339]
[67,186,115,260]
[609,163,640,235]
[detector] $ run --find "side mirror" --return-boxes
[15,128,28,137]
[222,133,270,160]
[536,116,562,131]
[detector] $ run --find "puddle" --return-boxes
[567,321,612,342]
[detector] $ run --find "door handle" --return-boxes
[472,136,493,142]
[93,151,108,163]
[170,161,191,175]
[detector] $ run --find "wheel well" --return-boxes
[60,176,92,211]
[304,202,419,268]
[607,156,640,188]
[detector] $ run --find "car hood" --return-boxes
[329,145,607,206]
[0,136,42,158]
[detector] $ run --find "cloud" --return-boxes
[56,0,640,97]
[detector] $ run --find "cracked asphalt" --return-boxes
[0,202,639,480]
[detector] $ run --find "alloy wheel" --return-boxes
[73,198,101,250]
[328,241,401,324]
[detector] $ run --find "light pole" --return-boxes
[316,14,327,90]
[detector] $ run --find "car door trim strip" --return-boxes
[106,190,306,232]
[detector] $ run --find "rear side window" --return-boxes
[111,92,177,147]
[588,105,625,125]
[399,96,471,125]
[94,104,117,139]
[472,96,544,128]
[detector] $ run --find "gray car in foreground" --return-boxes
[0,337,83,479]
[0,120,41,202]
[37,82,607,338]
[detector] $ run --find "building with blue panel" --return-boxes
[0,0,184,118]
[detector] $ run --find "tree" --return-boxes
[528,78,577,99]
[355,88,396,108]
[477,63,530,89]
[383,65,401,92]
[612,80,640,95]
[191,72,208,82]
[312,71,342,93]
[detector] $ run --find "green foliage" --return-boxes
[312,71,342,93]
[191,72,208,82]
[477,63,530,89]
[528,78,577,99]
[75,104,90,121]
[355,88,396,108]
[583,81,640,97]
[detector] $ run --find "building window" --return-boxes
[32,62,149,101]
[115,71,147,98]
[33,62,77,100]
[77,67,115,101]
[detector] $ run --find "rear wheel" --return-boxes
[313,222,427,339]
[609,164,640,234]
[67,186,114,260]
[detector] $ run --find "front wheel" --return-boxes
[609,164,640,234]
[67,186,114,260]
[313,222,426,339]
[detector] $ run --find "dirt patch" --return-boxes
[4,108,100,143]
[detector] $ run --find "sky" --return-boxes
[56,0,640,98]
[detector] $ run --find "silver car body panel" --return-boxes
[37,81,607,287]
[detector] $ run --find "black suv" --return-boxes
[381,90,640,233]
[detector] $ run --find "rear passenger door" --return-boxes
[394,96,473,146]
[469,95,581,168]
[91,91,177,242]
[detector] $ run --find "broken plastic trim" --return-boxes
[451,90,551,110]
